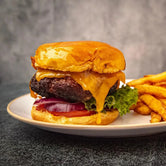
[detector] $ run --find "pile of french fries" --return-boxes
[127,71,166,123]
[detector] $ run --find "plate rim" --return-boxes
[7,93,166,130]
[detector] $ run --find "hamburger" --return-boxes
[30,41,138,125]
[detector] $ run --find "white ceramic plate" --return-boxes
[7,93,166,137]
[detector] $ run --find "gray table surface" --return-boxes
[1,83,166,166]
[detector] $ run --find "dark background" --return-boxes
[0,0,166,84]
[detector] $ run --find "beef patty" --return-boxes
[30,74,118,102]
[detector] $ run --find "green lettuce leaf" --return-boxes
[84,97,96,111]
[84,85,138,116]
[112,85,138,116]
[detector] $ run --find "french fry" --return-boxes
[130,104,137,110]
[127,71,166,86]
[139,94,166,121]
[150,112,162,123]
[159,99,166,108]
[159,99,166,106]
[128,71,166,123]
[134,84,166,98]
[130,99,142,110]
[153,82,166,88]
[144,75,154,77]
[134,102,152,115]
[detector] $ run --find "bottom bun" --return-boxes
[31,106,119,125]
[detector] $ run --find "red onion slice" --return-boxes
[45,103,85,112]
[34,98,86,112]
[34,98,68,106]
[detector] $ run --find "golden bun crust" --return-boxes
[33,41,125,74]
[31,106,119,125]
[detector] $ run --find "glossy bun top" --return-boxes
[32,41,126,73]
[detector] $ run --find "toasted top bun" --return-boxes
[33,41,125,73]
[31,106,119,125]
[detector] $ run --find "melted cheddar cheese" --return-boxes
[35,69,125,124]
